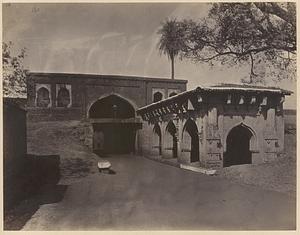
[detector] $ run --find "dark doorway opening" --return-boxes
[166,121,178,158]
[153,123,162,155]
[93,123,138,154]
[183,119,199,162]
[224,125,252,167]
[89,95,140,155]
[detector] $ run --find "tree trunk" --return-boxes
[171,54,175,79]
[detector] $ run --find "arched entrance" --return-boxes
[89,95,135,119]
[182,119,199,162]
[165,121,178,158]
[153,123,162,155]
[224,124,253,167]
[89,94,141,154]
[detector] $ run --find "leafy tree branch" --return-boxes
[158,3,296,83]
[3,41,27,97]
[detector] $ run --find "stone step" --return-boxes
[180,164,216,175]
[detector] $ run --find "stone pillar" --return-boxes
[266,107,276,134]
[175,117,182,161]
[205,106,222,169]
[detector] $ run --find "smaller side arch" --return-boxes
[163,120,178,158]
[153,123,162,155]
[223,122,259,167]
[181,119,199,162]
[223,122,258,153]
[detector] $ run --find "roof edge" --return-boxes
[27,71,188,84]
[137,84,292,113]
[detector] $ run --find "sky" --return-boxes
[2,3,296,108]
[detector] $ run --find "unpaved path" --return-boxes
[23,155,296,230]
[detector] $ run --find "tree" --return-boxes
[157,19,185,79]
[163,3,296,83]
[3,41,27,97]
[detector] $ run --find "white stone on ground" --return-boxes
[97,160,111,169]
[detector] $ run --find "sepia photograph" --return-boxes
[2,1,297,231]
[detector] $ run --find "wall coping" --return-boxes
[27,72,188,84]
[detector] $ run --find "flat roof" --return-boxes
[28,72,188,84]
[209,83,292,94]
[205,83,292,94]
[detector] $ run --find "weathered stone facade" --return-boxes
[137,84,292,169]
[27,73,291,168]
[26,72,187,153]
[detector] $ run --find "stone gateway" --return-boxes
[137,85,292,168]
[26,72,187,155]
[26,72,291,169]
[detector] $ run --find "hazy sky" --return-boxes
[3,3,296,108]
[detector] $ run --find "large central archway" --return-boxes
[89,94,140,155]
[89,94,135,119]
[224,124,253,167]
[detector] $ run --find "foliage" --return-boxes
[159,3,296,83]
[157,19,186,79]
[3,41,27,97]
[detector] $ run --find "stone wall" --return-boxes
[27,73,187,122]
[3,99,27,209]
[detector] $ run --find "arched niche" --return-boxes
[56,84,72,108]
[57,87,71,107]
[153,91,163,103]
[36,87,50,108]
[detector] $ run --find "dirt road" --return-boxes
[23,155,296,230]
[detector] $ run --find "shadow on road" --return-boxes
[4,154,68,230]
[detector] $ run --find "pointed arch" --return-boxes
[164,120,178,158]
[153,123,162,155]
[88,94,136,119]
[223,122,258,152]
[182,119,199,162]
[224,123,256,167]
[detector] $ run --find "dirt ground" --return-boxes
[26,120,100,184]
[217,116,296,196]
